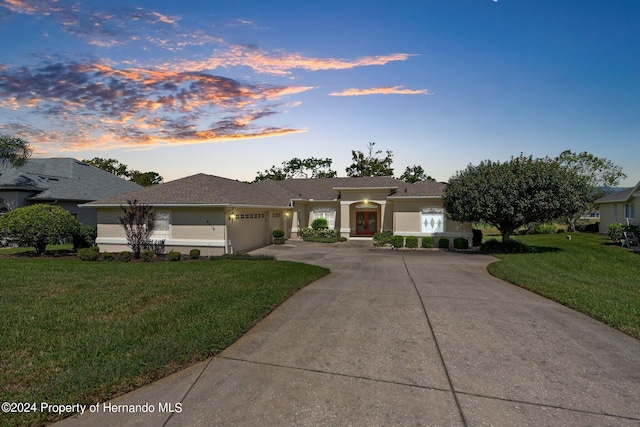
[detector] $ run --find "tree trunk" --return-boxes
[502,231,511,242]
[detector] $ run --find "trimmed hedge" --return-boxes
[189,249,201,259]
[438,238,450,249]
[118,251,132,262]
[421,236,434,248]
[102,252,115,262]
[472,229,483,246]
[272,229,285,238]
[454,238,469,250]
[167,251,181,261]
[405,236,418,248]
[140,250,155,262]
[373,231,393,247]
[77,248,99,261]
[390,235,405,248]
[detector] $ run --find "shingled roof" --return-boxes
[87,174,446,207]
[595,181,640,204]
[0,158,142,201]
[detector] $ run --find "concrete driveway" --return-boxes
[57,240,640,426]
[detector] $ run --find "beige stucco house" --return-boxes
[596,181,639,233]
[84,174,472,255]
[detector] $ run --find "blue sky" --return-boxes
[1,0,638,185]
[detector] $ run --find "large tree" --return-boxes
[0,134,32,167]
[254,157,337,181]
[555,150,626,231]
[443,154,590,242]
[345,142,394,177]
[0,204,80,255]
[82,157,163,187]
[399,165,433,183]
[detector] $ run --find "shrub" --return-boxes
[405,236,418,248]
[210,253,275,261]
[140,250,155,262]
[311,218,329,230]
[298,227,315,239]
[608,223,624,242]
[0,204,81,255]
[102,252,115,262]
[148,239,166,256]
[472,229,483,246]
[479,239,532,254]
[532,224,556,234]
[272,229,285,238]
[454,238,469,249]
[421,236,434,248]
[72,225,97,250]
[189,249,201,259]
[118,199,156,259]
[167,251,181,261]
[118,251,132,262]
[273,237,286,245]
[88,246,99,252]
[438,238,450,249]
[303,236,347,243]
[373,230,393,247]
[390,235,404,248]
[77,248,99,261]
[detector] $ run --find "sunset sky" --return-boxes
[1,0,639,185]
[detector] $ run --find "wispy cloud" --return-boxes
[329,86,430,96]
[0,59,313,150]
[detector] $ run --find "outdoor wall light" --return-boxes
[229,211,236,222]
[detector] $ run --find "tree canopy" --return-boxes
[443,154,590,242]
[254,157,337,181]
[555,150,626,230]
[399,165,433,183]
[82,157,163,187]
[345,142,394,177]
[0,134,32,167]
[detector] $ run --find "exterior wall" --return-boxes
[95,206,291,255]
[290,201,341,238]
[598,196,639,233]
[0,191,33,211]
[0,191,97,226]
[392,199,472,239]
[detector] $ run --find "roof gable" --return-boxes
[595,181,640,204]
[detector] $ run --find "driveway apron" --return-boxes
[56,240,640,427]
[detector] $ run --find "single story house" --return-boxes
[596,180,639,233]
[0,158,142,226]
[85,174,472,256]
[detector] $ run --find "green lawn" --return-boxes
[0,257,329,427]
[487,233,640,339]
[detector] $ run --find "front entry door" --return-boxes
[356,211,377,236]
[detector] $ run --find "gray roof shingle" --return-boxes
[0,158,142,201]
[87,175,445,207]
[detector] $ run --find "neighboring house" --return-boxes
[85,174,472,256]
[595,181,639,233]
[0,158,142,226]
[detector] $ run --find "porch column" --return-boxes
[378,200,386,233]
[339,201,351,238]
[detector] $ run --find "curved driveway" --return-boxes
[58,240,640,426]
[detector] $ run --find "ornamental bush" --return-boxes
[0,204,81,255]
[421,236,434,248]
[405,236,418,248]
[72,225,97,250]
[390,235,404,248]
[472,229,483,246]
[77,248,99,261]
[167,251,181,261]
[140,250,155,262]
[373,230,393,247]
[311,218,329,230]
[531,224,557,234]
[189,249,201,259]
[272,229,285,238]
[102,252,115,262]
[607,223,624,242]
[454,238,469,249]
[118,251,132,262]
[438,238,450,249]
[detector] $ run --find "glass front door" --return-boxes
[356,211,377,236]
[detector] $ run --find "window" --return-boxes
[421,208,444,234]
[625,203,635,219]
[151,211,171,239]
[311,208,336,229]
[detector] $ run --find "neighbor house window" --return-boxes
[421,208,444,234]
[151,211,171,239]
[625,203,635,219]
[311,208,336,229]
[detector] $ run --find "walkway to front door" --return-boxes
[356,211,377,236]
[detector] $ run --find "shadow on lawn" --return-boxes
[529,246,563,254]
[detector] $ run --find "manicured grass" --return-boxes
[487,233,640,339]
[0,258,328,426]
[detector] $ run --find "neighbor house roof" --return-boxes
[86,174,446,208]
[0,158,142,201]
[595,181,640,204]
